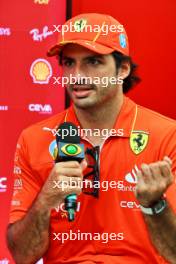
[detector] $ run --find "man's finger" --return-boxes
[159,161,173,185]
[163,156,172,166]
[141,163,153,182]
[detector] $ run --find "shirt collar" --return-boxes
[113,96,137,137]
[65,96,138,138]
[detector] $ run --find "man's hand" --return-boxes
[39,159,87,209]
[135,156,174,207]
[7,159,87,264]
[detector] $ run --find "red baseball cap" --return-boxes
[47,13,129,56]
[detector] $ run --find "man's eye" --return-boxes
[63,60,74,67]
[87,58,101,65]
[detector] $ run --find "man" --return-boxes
[7,13,176,264]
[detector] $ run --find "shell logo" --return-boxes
[30,58,52,84]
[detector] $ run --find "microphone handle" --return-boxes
[55,156,80,222]
[64,193,77,221]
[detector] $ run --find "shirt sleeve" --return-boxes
[9,130,42,224]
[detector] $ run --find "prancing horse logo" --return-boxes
[130,131,149,155]
[74,19,87,32]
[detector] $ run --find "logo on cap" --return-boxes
[74,19,87,32]
[30,58,52,84]
[119,33,127,49]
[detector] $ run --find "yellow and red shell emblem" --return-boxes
[30,58,52,84]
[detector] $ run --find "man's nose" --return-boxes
[70,65,86,83]
[72,64,85,77]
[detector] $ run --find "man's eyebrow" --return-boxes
[61,54,105,61]
[83,55,105,61]
[62,56,75,61]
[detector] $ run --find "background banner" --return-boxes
[0,0,66,262]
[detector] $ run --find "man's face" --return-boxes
[61,44,121,109]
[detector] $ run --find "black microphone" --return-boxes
[55,122,84,221]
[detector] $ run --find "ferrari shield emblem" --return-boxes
[130,131,149,155]
[74,19,87,32]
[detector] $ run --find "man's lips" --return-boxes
[72,86,94,98]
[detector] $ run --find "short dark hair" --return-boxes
[112,51,141,93]
[58,50,141,93]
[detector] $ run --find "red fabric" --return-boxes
[9,96,176,263]
[0,0,66,261]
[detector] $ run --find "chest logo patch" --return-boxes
[130,131,149,155]
[49,139,58,159]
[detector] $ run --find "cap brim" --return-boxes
[47,40,114,57]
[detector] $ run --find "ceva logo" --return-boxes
[28,104,52,114]
[120,200,140,210]
[0,177,7,192]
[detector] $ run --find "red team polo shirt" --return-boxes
[9,96,176,264]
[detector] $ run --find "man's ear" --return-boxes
[117,61,130,80]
